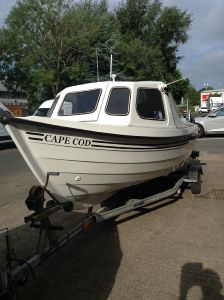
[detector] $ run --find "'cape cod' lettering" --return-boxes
[44,134,91,147]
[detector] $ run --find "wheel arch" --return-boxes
[195,122,205,138]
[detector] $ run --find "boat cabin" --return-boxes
[48,81,184,128]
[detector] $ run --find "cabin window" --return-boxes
[105,88,130,116]
[59,89,101,115]
[136,88,165,120]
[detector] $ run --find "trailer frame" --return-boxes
[0,152,202,299]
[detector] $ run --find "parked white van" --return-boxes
[33,99,54,117]
[33,99,73,117]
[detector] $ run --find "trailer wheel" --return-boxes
[191,173,201,194]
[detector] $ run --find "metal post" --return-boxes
[96,48,99,82]
[110,52,113,80]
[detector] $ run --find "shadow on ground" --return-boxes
[0,212,122,300]
[179,262,224,300]
[0,172,190,300]
[0,142,15,151]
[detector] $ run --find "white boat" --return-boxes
[0,81,198,208]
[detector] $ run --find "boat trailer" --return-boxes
[0,151,202,299]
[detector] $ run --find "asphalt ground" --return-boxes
[0,138,224,300]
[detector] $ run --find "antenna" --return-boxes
[110,52,112,80]
[166,78,187,86]
[96,48,99,82]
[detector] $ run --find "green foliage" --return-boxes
[115,0,192,100]
[0,0,73,103]
[184,85,200,106]
[0,0,192,105]
[209,93,222,97]
[0,0,114,104]
[199,86,214,92]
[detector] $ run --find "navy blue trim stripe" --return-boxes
[26,132,44,136]
[91,141,187,150]
[5,117,196,147]
[28,137,43,141]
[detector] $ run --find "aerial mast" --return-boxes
[110,51,113,80]
[96,48,99,82]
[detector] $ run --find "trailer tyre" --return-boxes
[191,173,201,194]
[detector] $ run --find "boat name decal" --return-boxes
[44,134,92,147]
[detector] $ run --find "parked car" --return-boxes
[194,106,224,137]
[33,99,54,117]
[33,99,73,117]
[0,103,13,144]
[198,107,208,113]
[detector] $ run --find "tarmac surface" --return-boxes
[0,138,224,300]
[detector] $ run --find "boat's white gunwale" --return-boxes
[6,116,197,143]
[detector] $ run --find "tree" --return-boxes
[59,0,116,84]
[0,0,114,105]
[115,0,192,100]
[199,86,214,92]
[184,85,200,107]
[154,6,191,73]
[0,0,192,105]
[0,0,74,104]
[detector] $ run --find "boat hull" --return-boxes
[6,120,196,208]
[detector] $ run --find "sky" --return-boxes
[0,0,224,90]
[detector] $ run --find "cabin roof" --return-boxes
[58,81,166,96]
